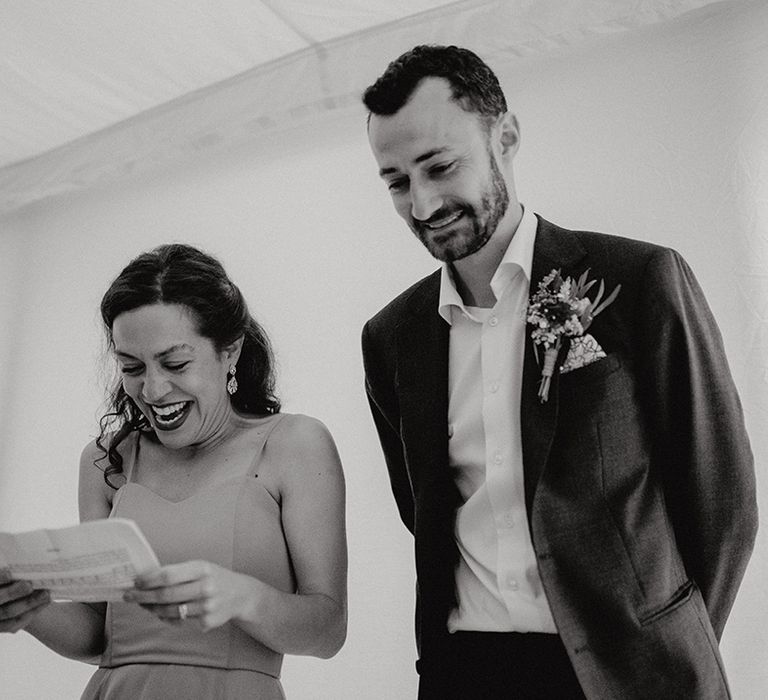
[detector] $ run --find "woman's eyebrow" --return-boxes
[114,343,194,360]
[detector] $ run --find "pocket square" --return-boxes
[561,334,606,373]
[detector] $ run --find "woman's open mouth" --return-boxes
[149,401,192,431]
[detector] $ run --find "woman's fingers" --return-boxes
[123,570,208,626]
[1,606,43,633]
[141,599,206,623]
[124,579,202,606]
[0,587,50,632]
[132,561,211,590]
[122,561,243,631]
[0,580,34,606]
[122,561,238,630]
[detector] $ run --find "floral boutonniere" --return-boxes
[526,268,621,402]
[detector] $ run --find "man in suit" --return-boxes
[361,45,757,699]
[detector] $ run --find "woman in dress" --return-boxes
[0,243,347,698]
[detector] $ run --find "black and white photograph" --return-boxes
[1,1,766,698]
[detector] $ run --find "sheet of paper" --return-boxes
[0,518,160,602]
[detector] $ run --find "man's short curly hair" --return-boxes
[363,45,507,124]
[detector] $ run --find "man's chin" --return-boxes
[420,238,456,262]
[420,232,490,263]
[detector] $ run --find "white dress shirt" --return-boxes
[439,206,557,633]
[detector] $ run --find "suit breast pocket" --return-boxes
[553,353,650,497]
[559,352,622,388]
[557,354,630,418]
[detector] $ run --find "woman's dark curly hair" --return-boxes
[97,243,280,488]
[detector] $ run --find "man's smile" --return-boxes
[422,211,464,231]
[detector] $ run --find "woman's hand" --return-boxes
[123,561,252,632]
[0,575,51,633]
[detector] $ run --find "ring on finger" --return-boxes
[177,603,189,621]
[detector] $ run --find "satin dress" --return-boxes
[81,414,292,700]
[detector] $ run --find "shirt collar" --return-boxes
[438,205,537,324]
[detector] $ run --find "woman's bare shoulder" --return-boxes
[270,413,336,451]
[262,413,340,474]
[263,413,344,508]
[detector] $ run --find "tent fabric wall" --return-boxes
[0,0,462,166]
[0,0,727,213]
[1,0,766,698]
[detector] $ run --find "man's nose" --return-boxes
[410,181,442,222]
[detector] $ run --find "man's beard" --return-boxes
[413,152,509,263]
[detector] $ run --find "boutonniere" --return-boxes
[526,268,621,402]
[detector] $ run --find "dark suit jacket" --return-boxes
[362,216,758,698]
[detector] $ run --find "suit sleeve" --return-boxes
[362,319,415,534]
[639,247,757,639]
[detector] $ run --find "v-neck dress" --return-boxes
[81,413,293,700]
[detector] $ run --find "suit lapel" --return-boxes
[396,272,451,497]
[395,272,462,621]
[392,218,588,611]
[521,217,587,516]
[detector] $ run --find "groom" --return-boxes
[361,45,757,699]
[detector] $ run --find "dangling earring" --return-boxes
[226,364,238,395]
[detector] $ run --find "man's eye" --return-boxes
[165,362,189,372]
[430,162,454,175]
[121,366,143,376]
[388,179,407,192]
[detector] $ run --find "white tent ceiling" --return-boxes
[0,0,729,214]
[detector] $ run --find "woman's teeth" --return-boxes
[151,401,189,424]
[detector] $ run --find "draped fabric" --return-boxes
[0,0,731,213]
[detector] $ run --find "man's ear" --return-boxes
[498,112,520,157]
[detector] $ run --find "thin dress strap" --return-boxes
[121,418,284,481]
[247,413,287,477]
[122,430,141,483]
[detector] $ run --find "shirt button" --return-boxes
[494,453,503,465]
[490,382,499,393]
[506,576,519,591]
[489,316,499,327]
[504,512,514,527]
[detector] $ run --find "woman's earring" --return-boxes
[227,364,238,395]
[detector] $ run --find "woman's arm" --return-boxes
[241,415,347,657]
[12,441,112,662]
[21,597,106,663]
[126,416,348,658]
